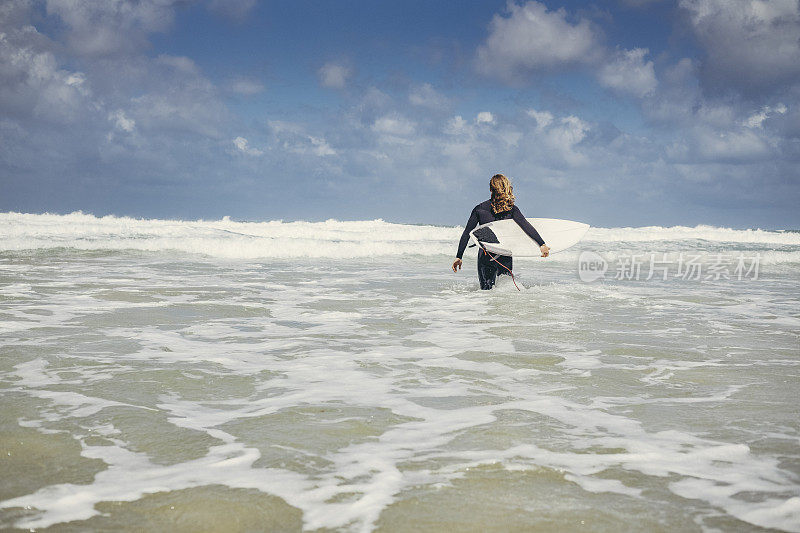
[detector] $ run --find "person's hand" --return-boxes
[452,258,462,272]
[540,244,550,257]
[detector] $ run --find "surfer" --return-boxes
[452,174,550,290]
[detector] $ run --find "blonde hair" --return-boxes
[489,173,515,213]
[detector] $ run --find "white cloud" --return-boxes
[309,136,336,157]
[475,1,600,81]
[45,0,178,57]
[0,4,232,142]
[230,78,265,95]
[476,111,495,125]
[207,0,257,21]
[156,54,198,75]
[444,115,468,135]
[131,92,224,138]
[233,136,263,156]
[45,0,256,58]
[696,129,772,161]
[527,109,553,130]
[744,104,788,128]
[409,83,449,109]
[668,127,774,163]
[475,1,662,102]
[597,48,657,98]
[543,115,592,167]
[498,128,522,147]
[680,0,800,94]
[0,26,91,123]
[362,87,390,107]
[318,62,351,89]
[641,58,700,125]
[65,72,86,87]
[4,0,797,225]
[641,54,789,136]
[441,140,474,159]
[269,121,336,157]
[372,114,416,137]
[639,52,791,167]
[440,107,594,172]
[130,58,228,139]
[0,0,35,29]
[109,110,135,132]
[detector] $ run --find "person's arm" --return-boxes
[512,206,545,246]
[456,208,479,259]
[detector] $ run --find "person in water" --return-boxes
[452,174,550,289]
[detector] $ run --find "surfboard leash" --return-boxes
[481,247,520,291]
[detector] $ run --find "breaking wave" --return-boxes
[1,212,798,260]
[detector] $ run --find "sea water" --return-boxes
[0,212,798,532]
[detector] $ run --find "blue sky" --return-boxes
[1,0,799,228]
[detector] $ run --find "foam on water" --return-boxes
[1,212,799,260]
[1,214,799,532]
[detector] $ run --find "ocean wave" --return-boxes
[0,212,459,259]
[1,212,798,261]
[586,224,800,245]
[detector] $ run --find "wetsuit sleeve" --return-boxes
[512,206,545,246]
[456,208,479,259]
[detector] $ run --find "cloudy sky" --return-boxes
[1,0,799,227]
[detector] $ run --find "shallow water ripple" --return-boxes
[1,252,799,532]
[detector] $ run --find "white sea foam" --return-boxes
[1,211,798,260]
[586,224,800,245]
[1,212,799,532]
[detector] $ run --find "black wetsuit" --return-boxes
[456,200,545,290]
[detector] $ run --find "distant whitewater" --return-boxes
[1,211,799,262]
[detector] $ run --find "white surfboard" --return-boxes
[469,218,589,257]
